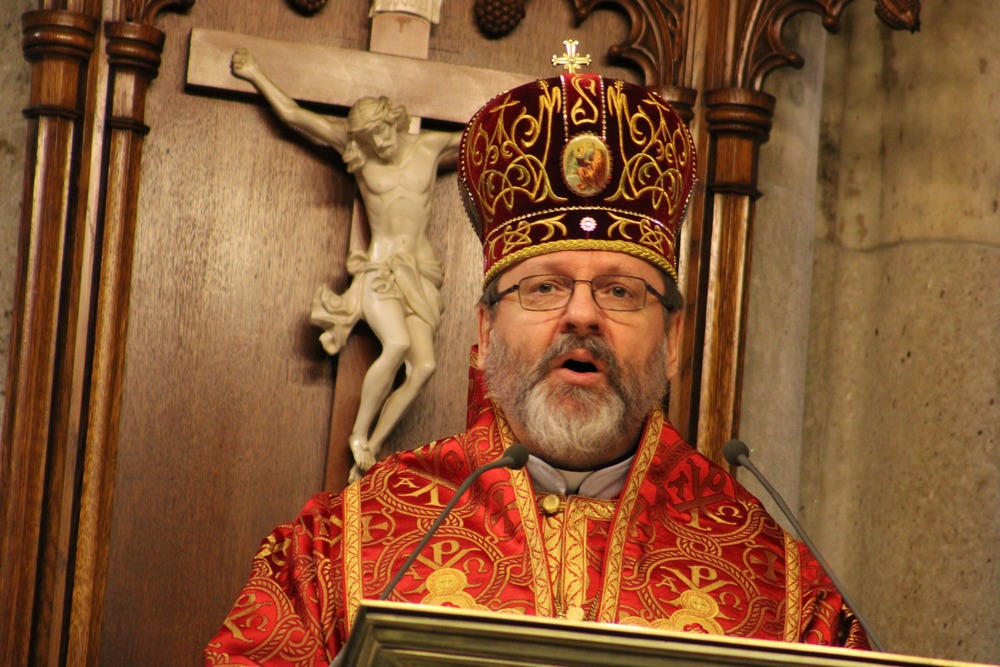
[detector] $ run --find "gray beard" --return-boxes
[483,329,669,468]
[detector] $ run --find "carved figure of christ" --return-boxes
[186,25,531,486]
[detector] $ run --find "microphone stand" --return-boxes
[330,444,530,666]
[724,439,886,652]
[378,443,528,601]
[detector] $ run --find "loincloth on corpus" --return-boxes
[310,249,444,355]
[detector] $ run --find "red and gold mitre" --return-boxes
[460,72,697,285]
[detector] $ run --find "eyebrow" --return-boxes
[523,265,635,277]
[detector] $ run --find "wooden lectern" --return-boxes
[341,601,990,667]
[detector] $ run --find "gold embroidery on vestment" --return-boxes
[783,531,802,642]
[343,483,363,635]
[498,409,555,615]
[538,495,616,621]
[623,589,725,635]
[420,568,490,611]
[596,407,664,622]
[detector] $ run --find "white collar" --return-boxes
[525,453,633,500]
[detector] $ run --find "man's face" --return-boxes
[369,119,398,161]
[477,250,680,468]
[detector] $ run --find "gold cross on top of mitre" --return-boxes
[551,39,591,74]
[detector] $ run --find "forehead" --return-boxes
[501,250,662,284]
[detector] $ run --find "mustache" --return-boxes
[530,334,620,386]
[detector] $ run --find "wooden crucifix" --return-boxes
[186,10,531,489]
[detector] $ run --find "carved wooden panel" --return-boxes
[99,3,634,664]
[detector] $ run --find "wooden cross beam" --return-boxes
[185,20,533,490]
[186,28,531,125]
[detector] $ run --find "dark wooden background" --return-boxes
[102,3,631,662]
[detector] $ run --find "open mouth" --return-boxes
[562,359,598,373]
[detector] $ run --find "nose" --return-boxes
[559,281,605,334]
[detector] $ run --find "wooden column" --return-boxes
[0,10,99,665]
[688,0,918,462]
[1,3,192,664]
[65,21,165,665]
[698,87,775,462]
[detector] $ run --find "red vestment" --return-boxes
[205,368,868,665]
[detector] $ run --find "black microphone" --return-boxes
[723,439,885,652]
[378,442,530,602]
[329,444,530,666]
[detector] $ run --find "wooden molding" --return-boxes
[696,87,776,462]
[732,0,920,91]
[570,0,686,88]
[114,0,195,25]
[690,0,920,463]
[65,19,170,666]
[704,87,775,197]
[875,0,920,32]
[0,3,194,665]
[0,11,99,666]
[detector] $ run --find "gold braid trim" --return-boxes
[595,407,664,622]
[783,531,803,642]
[496,408,555,616]
[562,498,590,612]
[484,240,678,287]
[342,483,363,635]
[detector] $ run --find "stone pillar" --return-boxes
[805,4,1000,662]
[740,16,827,522]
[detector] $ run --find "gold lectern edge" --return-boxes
[342,602,994,667]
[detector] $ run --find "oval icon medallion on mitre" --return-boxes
[562,133,611,197]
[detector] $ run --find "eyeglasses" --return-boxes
[490,274,674,312]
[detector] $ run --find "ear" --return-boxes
[665,312,683,382]
[476,303,493,359]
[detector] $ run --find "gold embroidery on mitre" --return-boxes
[606,214,675,258]
[486,215,568,261]
[471,85,566,219]
[604,83,691,216]
[567,75,600,126]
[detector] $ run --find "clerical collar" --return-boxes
[526,454,634,500]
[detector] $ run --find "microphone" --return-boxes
[329,444,529,666]
[723,439,885,652]
[378,442,530,601]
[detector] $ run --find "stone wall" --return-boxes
[803,4,1000,662]
[742,4,999,664]
[0,1,32,416]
